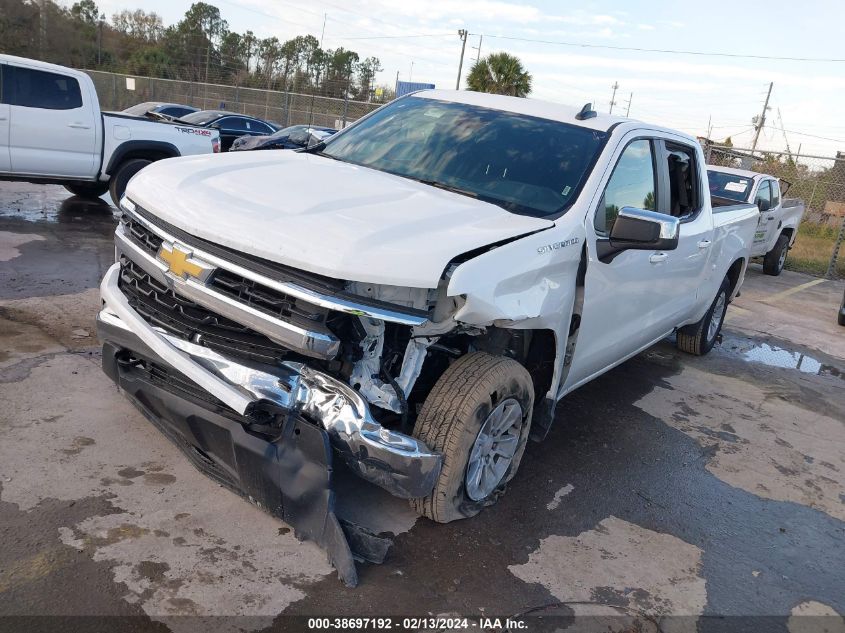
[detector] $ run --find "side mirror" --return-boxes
[757,198,771,212]
[597,207,680,262]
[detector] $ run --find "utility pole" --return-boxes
[608,81,619,114]
[751,81,773,152]
[394,70,399,96]
[706,115,712,141]
[455,29,468,90]
[624,92,632,117]
[472,34,483,63]
[409,61,414,83]
[777,108,793,159]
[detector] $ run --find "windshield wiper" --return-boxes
[412,178,478,199]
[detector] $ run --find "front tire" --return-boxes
[410,352,534,523]
[763,234,789,276]
[677,277,730,356]
[109,158,152,206]
[64,181,109,198]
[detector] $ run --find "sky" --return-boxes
[88,0,845,157]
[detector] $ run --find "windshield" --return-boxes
[178,111,221,125]
[320,96,607,217]
[707,169,753,203]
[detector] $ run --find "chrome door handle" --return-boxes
[649,252,668,264]
[697,240,712,249]
[68,123,91,129]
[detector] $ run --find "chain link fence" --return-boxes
[83,70,383,129]
[705,145,845,279]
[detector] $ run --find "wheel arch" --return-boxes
[105,141,180,177]
[726,257,746,299]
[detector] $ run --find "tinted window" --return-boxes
[755,180,772,211]
[252,121,274,134]
[5,66,82,110]
[707,170,752,203]
[595,139,656,235]
[770,180,781,207]
[321,96,607,217]
[219,117,249,132]
[666,143,699,218]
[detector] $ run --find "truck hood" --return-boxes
[126,151,554,287]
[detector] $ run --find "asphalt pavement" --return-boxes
[1,182,844,633]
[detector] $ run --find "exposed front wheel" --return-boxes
[677,277,730,356]
[64,181,109,198]
[763,234,790,276]
[109,158,152,206]
[410,352,534,523]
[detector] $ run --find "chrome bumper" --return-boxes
[98,262,441,498]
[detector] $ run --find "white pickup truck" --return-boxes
[97,90,758,584]
[0,55,220,205]
[708,165,805,275]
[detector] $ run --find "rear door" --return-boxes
[6,64,98,178]
[0,64,11,172]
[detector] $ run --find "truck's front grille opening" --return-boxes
[122,213,164,254]
[118,258,294,366]
[121,214,330,327]
[209,269,328,325]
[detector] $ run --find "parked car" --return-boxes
[0,55,220,205]
[98,91,758,586]
[230,125,337,152]
[708,166,805,275]
[176,110,277,151]
[122,101,198,119]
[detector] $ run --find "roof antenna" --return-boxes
[575,103,597,120]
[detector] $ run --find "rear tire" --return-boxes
[64,181,109,198]
[677,277,730,356]
[109,158,152,206]
[763,234,789,276]
[410,352,534,523]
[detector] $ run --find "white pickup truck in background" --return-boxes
[97,91,758,584]
[0,55,220,205]
[708,165,806,275]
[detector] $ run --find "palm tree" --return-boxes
[466,52,532,97]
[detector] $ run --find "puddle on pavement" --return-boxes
[725,339,843,380]
[0,184,117,224]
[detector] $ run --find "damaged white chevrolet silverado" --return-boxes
[97,90,759,585]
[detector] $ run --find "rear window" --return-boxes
[3,66,82,110]
[707,169,753,203]
[123,102,156,116]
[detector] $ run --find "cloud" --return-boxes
[637,24,655,31]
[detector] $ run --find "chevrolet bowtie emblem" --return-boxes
[157,244,214,281]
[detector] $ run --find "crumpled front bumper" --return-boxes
[97,262,442,585]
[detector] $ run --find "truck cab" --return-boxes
[708,165,806,275]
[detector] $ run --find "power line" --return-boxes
[473,33,845,63]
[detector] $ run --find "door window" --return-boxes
[665,143,699,219]
[595,139,657,235]
[218,117,250,132]
[4,66,82,110]
[754,180,772,211]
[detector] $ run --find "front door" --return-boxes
[6,64,98,178]
[752,180,777,252]
[563,137,672,390]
